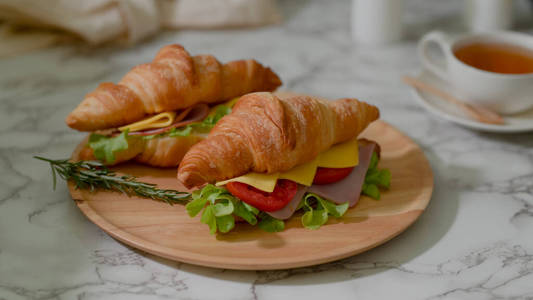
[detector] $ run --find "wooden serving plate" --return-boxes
[69,120,433,270]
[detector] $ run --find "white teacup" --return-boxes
[418,30,533,114]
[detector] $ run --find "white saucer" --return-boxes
[409,69,533,133]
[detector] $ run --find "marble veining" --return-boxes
[1,0,533,299]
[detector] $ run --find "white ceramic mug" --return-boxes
[418,30,533,114]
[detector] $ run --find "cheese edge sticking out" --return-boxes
[216,172,280,193]
[215,138,360,192]
[278,157,318,186]
[119,111,176,132]
[317,138,359,168]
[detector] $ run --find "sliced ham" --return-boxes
[128,103,210,136]
[266,185,308,220]
[108,104,211,137]
[231,139,380,221]
[307,142,377,207]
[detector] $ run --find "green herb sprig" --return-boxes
[34,156,191,205]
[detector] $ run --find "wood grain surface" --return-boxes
[69,120,433,270]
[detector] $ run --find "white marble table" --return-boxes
[1,1,533,299]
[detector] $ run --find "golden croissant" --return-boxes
[177,92,380,187]
[66,44,282,132]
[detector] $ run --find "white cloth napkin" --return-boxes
[0,0,281,57]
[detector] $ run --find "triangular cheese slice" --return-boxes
[119,111,176,132]
[279,157,318,186]
[317,138,358,168]
[215,139,360,192]
[216,172,280,193]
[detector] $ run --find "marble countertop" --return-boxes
[2,0,533,299]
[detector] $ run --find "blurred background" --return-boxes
[1,0,532,57]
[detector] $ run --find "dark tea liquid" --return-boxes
[454,42,533,74]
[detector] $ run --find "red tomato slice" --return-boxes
[313,167,354,185]
[226,179,298,212]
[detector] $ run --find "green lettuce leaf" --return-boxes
[88,131,130,164]
[258,213,285,232]
[158,104,232,139]
[241,201,260,215]
[377,169,391,188]
[362,183,380,200]
[200,205,217,234]
[186,184,260,234]
[370,151,379,169]
[216,214,235,233]
[300,193,349,230]
[362,152,391,200]
[167,126,193,137]
[213,200,234,217]
[233,200,258,225]
[203,105,232,126]
[316,195,349,218]
[302,209,328,230]
[185,191,208,217]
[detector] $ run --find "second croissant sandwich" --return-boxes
[177,92,391,234]
[69,44,281,167]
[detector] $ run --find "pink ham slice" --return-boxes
[124,103,210,136]
[265,141,377,220]
[266,185,308,220]
[307,142,377,207]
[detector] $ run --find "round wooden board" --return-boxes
[69,120,433,270]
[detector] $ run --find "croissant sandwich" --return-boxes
[67,44,281,167]
[177,92,391,234]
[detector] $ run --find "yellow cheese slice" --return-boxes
[216,172,280,193]
[119,97,238,133]
[278,157,319,186]
[119,111,176,132]
[215,138,360,192]
[317,138,359,168]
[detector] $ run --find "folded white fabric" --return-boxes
[159,0,281,28]
[0,0,281,56]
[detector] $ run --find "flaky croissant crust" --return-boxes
[177,92,380,187]
[66,44,281,131]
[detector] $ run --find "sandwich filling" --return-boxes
[215,138,360,192]
[186,139,390,234]
[87,98,238,164]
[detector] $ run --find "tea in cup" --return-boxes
[418,31,533,114]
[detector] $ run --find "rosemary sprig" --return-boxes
[34,156,191,205]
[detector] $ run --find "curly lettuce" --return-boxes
[300,193,349,230]
[362,152,391,200]
[185,184,260,234]
[88,130,130,164]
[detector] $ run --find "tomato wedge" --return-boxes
[226,179,298,212]
[313,167,354,185]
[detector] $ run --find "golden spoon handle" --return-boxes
[402,75,504,125]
